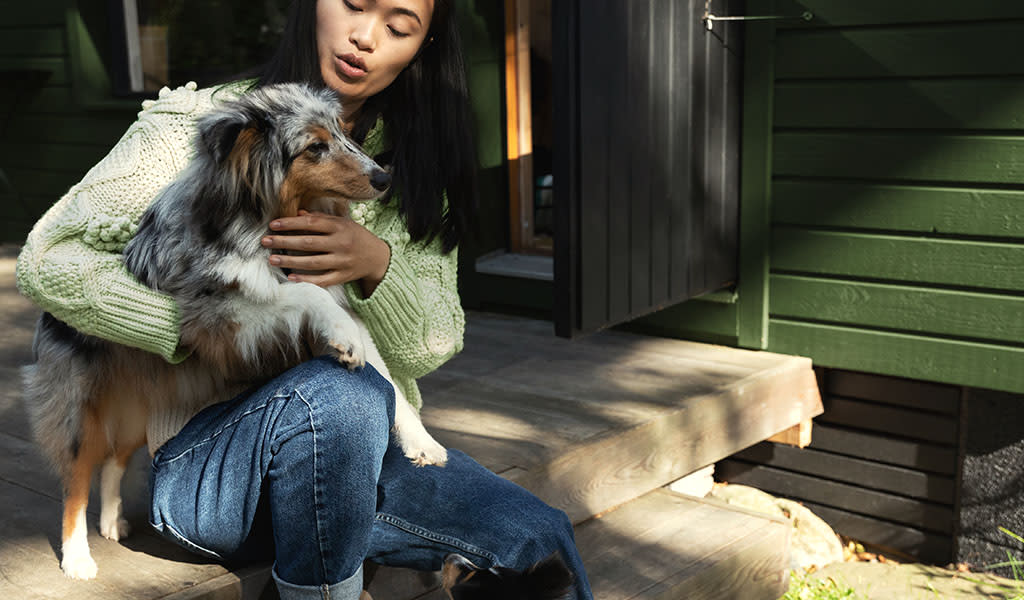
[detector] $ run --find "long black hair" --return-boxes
[256,0,477,254]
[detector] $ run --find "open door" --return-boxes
[553,0,743,337]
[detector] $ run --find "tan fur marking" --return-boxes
[182,320,245,374]
[229,127,264,198]
[62,404,108,543]
[278,127,377,217]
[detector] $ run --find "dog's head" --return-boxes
[194,82,388,224]
[441,553,574,600]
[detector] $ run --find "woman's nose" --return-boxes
[350,21,376,52]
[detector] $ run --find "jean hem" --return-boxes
[273,562,364,600]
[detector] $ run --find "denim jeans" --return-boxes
[149,357,594,600]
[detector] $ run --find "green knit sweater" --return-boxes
[15,81,465,453]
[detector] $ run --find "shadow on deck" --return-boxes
[0,246,821,600]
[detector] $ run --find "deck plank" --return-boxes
[578,490,790,600]
[0,478,228,600]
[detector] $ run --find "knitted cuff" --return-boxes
[345,249,425,351]
[93,276,186,363]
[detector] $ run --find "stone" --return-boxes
[709,483,844,571]
[668,465,715,498]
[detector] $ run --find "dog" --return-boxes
[441,553,575,600]
[22,83,448,580]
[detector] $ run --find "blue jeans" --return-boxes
[149,357,593,600]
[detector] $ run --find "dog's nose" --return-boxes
[370,169,391,191]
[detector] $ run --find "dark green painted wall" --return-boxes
[0,1,139,242]
[726,0,1024,394]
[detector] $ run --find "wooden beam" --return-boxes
[767,419,813,448]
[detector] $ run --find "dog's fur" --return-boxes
[441,553,575,600]
[22,83,447,580]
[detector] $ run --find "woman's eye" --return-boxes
[388,25,410,38]
[342,0,362,12]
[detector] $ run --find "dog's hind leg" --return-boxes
[60,407,108,580]
[99,443,139,542]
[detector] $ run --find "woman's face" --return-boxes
[317,0,435,109]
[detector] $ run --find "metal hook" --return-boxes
[702,0,813,30]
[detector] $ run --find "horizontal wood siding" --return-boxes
[0,5,141,242]
[718,369,959,563]
[763,2,1024,394]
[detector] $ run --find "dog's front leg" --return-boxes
[279,282,366,369]
[393,393,448,467]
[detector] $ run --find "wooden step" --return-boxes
[0,249,818,600]
[421,312,822,524]
[365,489,792,600]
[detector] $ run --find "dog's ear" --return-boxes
[525,553,574,600]
[441,554,481,593]
[199,111,248,165]
[199,109,271,165]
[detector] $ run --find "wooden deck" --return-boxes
[0,245,821,599]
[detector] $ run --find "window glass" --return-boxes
[124,0,289,92]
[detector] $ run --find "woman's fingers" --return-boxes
[269,251,343,271]
[269,211,340,233]
[285,271,343,287]
[262,234,335,253]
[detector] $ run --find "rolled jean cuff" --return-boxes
[273,563,364,600]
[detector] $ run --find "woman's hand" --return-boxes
[261,209,391,297]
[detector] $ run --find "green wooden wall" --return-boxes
[0,1,139,242]
[734,0,1024,394]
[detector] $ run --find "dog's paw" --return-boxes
[327,321,366,370]
[99,516,131,541]
[329,337,365,370]
[61,549,98,580]
[404,440,448,467]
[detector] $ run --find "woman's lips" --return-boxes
[336,54,368,80]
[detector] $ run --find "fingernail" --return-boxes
[262,237,272,246]
[270,221,281,229]
[269,255,281,265]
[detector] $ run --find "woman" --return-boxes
[15,0,594,598]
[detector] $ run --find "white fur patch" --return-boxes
[215,254,283,303]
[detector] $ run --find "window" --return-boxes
[505,0,553,255]
[110,0,289,94]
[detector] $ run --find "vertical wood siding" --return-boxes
[563,0,741,335]
[0,2,136,242]
[760,0,1024,394]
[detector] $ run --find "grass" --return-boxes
[958,527,1024,600]
[779,528,1024,600]
[779,570,862,600]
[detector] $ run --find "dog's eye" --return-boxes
[306,142,329,156]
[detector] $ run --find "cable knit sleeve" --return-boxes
[15,83,214,363]
[344,215,465,384]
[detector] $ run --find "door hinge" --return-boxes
[703,0,813,30]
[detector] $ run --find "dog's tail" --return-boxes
[22,313,104,476]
